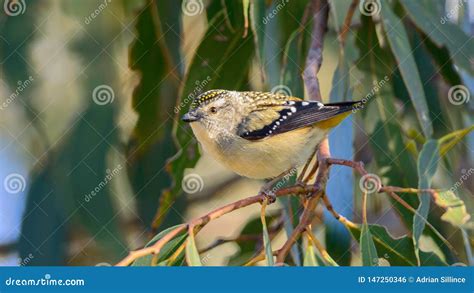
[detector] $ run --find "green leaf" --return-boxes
[186,232,203,266]
[380,4,433,138]
[133,225,187,266]
[346,223,447,266]
[280,27,309,98]
[438,125,474,157]
[250,0,266,82]
[433,191,471,227]
[413,140,440,263]
[261,201,274,266]
[127,0,183,228]
[160,9,255,228]
[399,0,474,75]
[303,243,318,266]
[355,15,419,228]
[360,223,379,266]
[227,213,280,265]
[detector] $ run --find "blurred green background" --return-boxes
[0,0,472,266]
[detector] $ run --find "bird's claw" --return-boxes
[259,189,277,204]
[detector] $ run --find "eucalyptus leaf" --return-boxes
[303,243,317,266]
[345,223,447,266]
[133,225,187,266]
[399,0,474,75]
[380,4,433,138]
[360,223,379,266]
[433,191,471,227]
[186,233,203,266]
[159,9,255,228]
[413,140,440,263]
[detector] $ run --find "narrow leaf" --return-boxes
[438,125,474,157]
[413,140,440,264]
[303,242,318,266]
[133,225,188,266]
[261,200,274,266]
[186,232,203,266]
[361,224,378,266]
[399,0,474,75]
[360,191,378,266]
[344,222,447,266]
[380,4,433,138]
[158,9,255,228]
[250,0,266,82]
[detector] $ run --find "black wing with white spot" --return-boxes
[238,101,360,140]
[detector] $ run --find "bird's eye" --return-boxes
[210,107,217,114]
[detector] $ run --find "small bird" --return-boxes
[182,90,361,196]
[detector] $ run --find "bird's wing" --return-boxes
[238,100,361,140]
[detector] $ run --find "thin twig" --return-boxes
[338,0,360,45]
[116,186,313,266]
[302,0,329,102]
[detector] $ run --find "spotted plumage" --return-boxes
[181,90,362,179]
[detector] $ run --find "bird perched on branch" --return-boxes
[182,90,361,199]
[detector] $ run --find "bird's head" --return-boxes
[182,90,245,137]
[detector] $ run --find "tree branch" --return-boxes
[116,186,314,266]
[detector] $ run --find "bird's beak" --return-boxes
[181,111,200,123]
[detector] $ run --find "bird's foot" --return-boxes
[259,189,277,204]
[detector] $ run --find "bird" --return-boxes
[182,89,361,199]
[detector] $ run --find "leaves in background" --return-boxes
[399,0,474,75]
[21,0,126,264]
[127,0,183,228]
[345,222,447,266]
[356,15,419,228]
[433,191,471,227]
[380,4,433,138]
[158,8,255,229]
[227,213,280,266]
[250,0,267,82]
[413,140,440,263]
[438,125,474,157]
